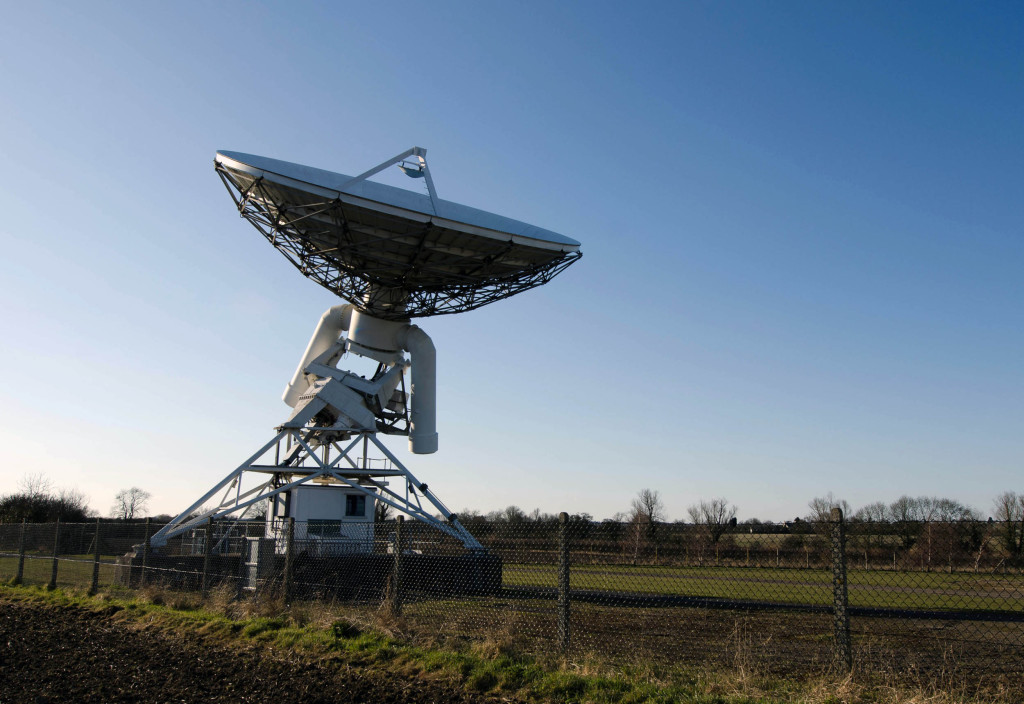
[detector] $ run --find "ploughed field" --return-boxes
[0,596,498,704]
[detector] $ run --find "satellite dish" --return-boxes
[149,148,581,553]
[215,147,581,319]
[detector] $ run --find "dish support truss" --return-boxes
[148,428,482,550]
[149,305,482,551]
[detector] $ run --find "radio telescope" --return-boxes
[150,147,580,550]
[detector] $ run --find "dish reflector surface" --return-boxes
[215,151,581,319]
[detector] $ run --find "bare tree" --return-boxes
[806,493,852,523]
[485,505,528,523]
[932,498,981,569]
[914,497,976,570]
[917,496,942,570]
[18,472,53,499]
[889,495,923,550]
[374,500,393,522]
[631,489,666,525]
[111,487,151,520]
[241,498,269,521]
[993,491,1024,560]
[56,488,92,518]
[627,489,666,564]
[849,502,889,562]
[687,498,737,545]
[853,501,889,523]
[457,508,483,525]
[0,478,91,522]
[501,505,528,523]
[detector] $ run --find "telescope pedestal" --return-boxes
[148,428,481,550]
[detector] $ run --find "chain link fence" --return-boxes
[1,512,1021,689]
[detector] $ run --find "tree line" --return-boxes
[0,474,153,523]
[450,488,1024,567]
[3,473,1022,566]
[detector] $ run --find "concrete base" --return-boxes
[115,548,502,601]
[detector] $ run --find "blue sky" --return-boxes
[1,2,1021,521]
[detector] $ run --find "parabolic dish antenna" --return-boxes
[148,147,580,554]
[215,147,581,319]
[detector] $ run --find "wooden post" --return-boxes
[48,519,60,590]
[831,507,852,671]
[201,518,214,595]
[283,517,295,604]
[90,517,102,594]
[140,517,152,587]
[391,516,404,616]
[14,519,26,585]
[558,512,571,650]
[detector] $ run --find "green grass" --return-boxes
[3,553,1021,613]
[1,553,120,588]
[505,563,1024,612]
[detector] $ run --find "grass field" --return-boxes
[506,563,1024,612]
[0,553,121,589]
[4,553,1022,614]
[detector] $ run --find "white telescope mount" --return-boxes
[149,304,482,550]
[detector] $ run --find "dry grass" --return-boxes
[468,623,522,661]
[686,655,1017,704]
[135,582,208,612]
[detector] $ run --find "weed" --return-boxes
[470,630,520,660]
[168,591,201,611]
[205,583,236,614]
[331,618,362,640]
[242,616,286,638]
[139,584,166,606]
[467,668,499,691]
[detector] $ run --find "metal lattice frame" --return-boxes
[215,164,582,320]
[148,429,482,550]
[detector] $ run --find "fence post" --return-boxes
[283,516,295,604]
[90,517,102,594]
[558,511,571,650]
[830,508,852,671]
[48,519,61,590]
[141,517,152,587]
[15,519,26,585]
[391,515,404,616]
[201,518,214,595]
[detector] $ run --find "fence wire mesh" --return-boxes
[1,515,1021,687]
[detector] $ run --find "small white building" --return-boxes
[266,484,376,556]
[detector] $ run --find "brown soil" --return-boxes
[0,597,510,704]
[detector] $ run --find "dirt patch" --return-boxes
[0,597,506,704]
